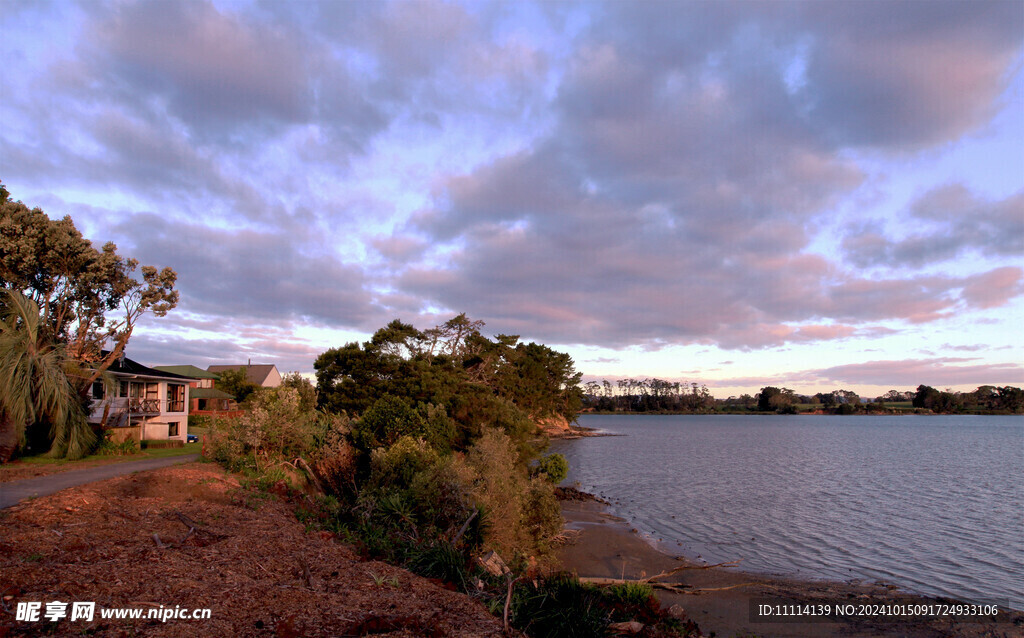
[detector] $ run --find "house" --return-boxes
[207,363,282,388]
[153,365,235,412]
[88,355,197,444]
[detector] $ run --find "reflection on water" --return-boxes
[553,414,1023,609]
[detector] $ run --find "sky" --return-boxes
[2,0,1022,399]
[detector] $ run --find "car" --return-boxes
[186,434,199,443]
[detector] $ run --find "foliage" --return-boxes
[756,386,797,412]
[0,291,94,462]
[95,431,138,456]
[280,371,317,412]
[0,182,178,390]
[465,429,562,558]
[314,315,583,430]
[504,574,690,637]
[207,385,350,481]
[214,368,260,404]
[581,378,714,413]
[352,395,428,451]
[533,453,568,484]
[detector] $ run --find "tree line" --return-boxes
[581,379,1024,415]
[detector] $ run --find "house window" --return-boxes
[167,384,185,412]
[119,381,129,398]
[168,422,179,437]
[91,381,104,400]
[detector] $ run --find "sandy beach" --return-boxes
[555,497,1023,638]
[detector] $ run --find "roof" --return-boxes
[190,387,234,400]
[100,353,198,382]
[207,364,279,386]
[153,365,220,380]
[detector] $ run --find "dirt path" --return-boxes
[0,454,199,509]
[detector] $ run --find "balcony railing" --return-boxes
[128,398,161,414]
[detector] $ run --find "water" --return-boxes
[552,414,1024,610]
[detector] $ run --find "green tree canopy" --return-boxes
[315,315,583,452]
[214,368,261,405]
[0,182,178,389]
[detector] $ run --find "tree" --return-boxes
[0,183,178,392]
[214,368,261,405]
[0,291,94,462]
[757,386,796,412]
[280,372,317,413]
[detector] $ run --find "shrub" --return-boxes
[352,395,428,451]
[466,428,561,559]
[533,453,568,484]
[367,436,440,491]
[508,574,609,638]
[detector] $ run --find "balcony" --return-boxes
[129,398,161,414]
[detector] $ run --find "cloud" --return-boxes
[108,212,378,328]
[399,2,1023,351]
[3,0,1021,371]
[843,185,1024,268]
[800,0,1024,148]
[810,358,1024,388]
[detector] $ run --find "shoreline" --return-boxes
[555,497,1023,638]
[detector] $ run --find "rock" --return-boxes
[608,620,644,634]
[667,604,687,619]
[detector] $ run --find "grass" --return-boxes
[14,444,198,465]
[0,442,204,483]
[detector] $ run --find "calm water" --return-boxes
[553,414,1023,610]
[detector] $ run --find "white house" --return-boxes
[88,354,197,443]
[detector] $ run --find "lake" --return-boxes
[552,414,1023,610]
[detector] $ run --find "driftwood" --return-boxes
[577,577,763,595]
[642,559,743,582]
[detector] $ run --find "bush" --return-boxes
[533,453,568,484]
[352,395,428,451]
[466,428,562,560]
[508,574,610,638]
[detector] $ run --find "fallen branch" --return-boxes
[503,573,522,636]
[294,457,326,495]
[645,559,744,582]
[451,509,478,545]
[674,582,764,595]
[171,510,228,542]
[152,534,169,549]
[577,577,763,595]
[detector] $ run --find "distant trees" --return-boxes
[756,386,797,413]
[580,378,713,412]
[581,379,1023,415]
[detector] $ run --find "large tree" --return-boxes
[0,183,178,391]
[0,291,94,462]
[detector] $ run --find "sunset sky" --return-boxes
[2,0,1022,398]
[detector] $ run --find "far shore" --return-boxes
[554,496,1023,638]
